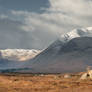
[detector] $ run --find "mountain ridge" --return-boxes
[0,49,41,61]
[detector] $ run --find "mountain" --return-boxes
[0,49,41,61]
[1,27,92,73]
[22,27,92,73]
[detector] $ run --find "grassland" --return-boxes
[0,73,92,92]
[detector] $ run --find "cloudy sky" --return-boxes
[0,0,92,49]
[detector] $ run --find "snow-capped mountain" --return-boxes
[0,49,41,61]
[60,27,92,42]
[22,27,92,73]
[1,27,92,73]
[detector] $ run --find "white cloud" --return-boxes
[49,0,92,16]
[0,14,8,19]
[11,0,92,34]
[48,0,92,27]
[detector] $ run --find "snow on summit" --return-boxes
[60,27,92,42]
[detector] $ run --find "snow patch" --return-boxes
[60,27,92,42]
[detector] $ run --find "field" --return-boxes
[0,73,92,92]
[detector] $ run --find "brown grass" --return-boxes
[0,73,92,92]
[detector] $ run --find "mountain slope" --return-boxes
[23,37,91,73]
